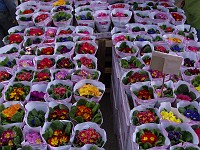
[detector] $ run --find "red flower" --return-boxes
[0,71,11,82]
[40,47,54,55]
[23,9,34,14]
[136,111,156,124]
[155,46,168,53]
[194,128,200,144]
[37,58,54,69]
[138,89,153,100]
[8,34,23,44]
[128,72,149,83]
[16,72,31,81]
[78,42,96,54]
[59,29,73,35]
[171,13,183,21]
[35,14,48,23]
[53,87,66,96]
[151,70,164,78]
[79,57,94,69]
[37,72,50,81]
[141,132,157,144]
[28,28,44,36]
[57,58,74,69]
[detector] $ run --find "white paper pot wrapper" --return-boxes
[0,44,19,57]
[108,3,130,11]
[17,1,37,10]
[133,11,151,23]
[161,122,199,145]
[91,1,108,11]
[69,144,105,150]
[133,123,170,150]
[34,55,55,70]
[163,34,185,45]
[0,101,24,126]
[70,122,107,148]
[94,10,111,32]
[176,24,197,35]
[130,81,157,107]
[73,54,97,70]
[115,41,139,58]
[71,69,101,83]
[111,8,132,28]
[51,5,73,13]
[33,12,52,27]
[73,79,105,103]
[16,14,34,26]
[129,105,161,130]
[24,102,48,130]
[75,26,94,36]
[134,41,154,57]
[159,102,190,123]
[152,80,176,104]
[111,27,127,35]
[41,121,72,150]
[4,81,31,103]
[56,26,75,35]
[22,125,47,150]
[0,83,4,103]
[177,101,200,125]
[125,23,146,34]
[75,5,93,13]
[55,41,75,56]
[8,26,26,34]
[45,80,73,103]
[75,41,98,56]
[52,12,72,27]
[35,5,52,13]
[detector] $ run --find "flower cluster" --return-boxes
[150,70,164,78]
[15,70,33,82]
[76,12,93,20]
[188,46,199,52]
[178,105,200,121]
[117,42,137,54]
[37,58,55,69]
[24,38,43,46]
[1,103,24,125]
[170,44,184,52]
[184,68,200,76]
[192,76,200,92]
[147,28,160,34]
[154,45,169,53]
[38,47,54,55]
[122,71,150,85]
[142,55,151,65]
[53,12,71,22]
[77,57,95,69]
[171,12,183,21]
[175,84,196,101]
[26,28,44,36]
[120,56,145,69]
[159,25,174,33]
[48,104,69,121]
[167,37,182,43]
[160,109,182,123]
[56,57,74,69]
[134,86,154,100]
[56,45,72,54]
[184,58,195,67]
[5,34,23,44]
[56,36,73,42]
[76,84,102,98]
[47,83,72,100]
[132,108,159,125]
[0,57,16,68]
[75,42,96,55]
[73,69,99,80]
[19,59,34,68]
[54,70,70,80]
[74,128,103,147]
[35,14,49,23]
[58,28,73,35]
[0,71,12,82]
[29,91,45,102]
[33,70,51,82]
[25,132,43,144]
[5,83,30,101]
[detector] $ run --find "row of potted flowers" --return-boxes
[0,121,106,150]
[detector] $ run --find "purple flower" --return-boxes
[30,91,45,101]
[25,132,42,144]
[168,131,181,144]
[55,70,69,80]
[184,110,200,121]
[77,70,91,79]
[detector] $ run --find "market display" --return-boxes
[1,0,200,149]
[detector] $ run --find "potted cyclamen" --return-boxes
[52,11,72,27]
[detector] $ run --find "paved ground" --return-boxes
[100,93,119,150]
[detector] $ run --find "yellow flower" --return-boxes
[161,110,181,123]
[78,84,102,97]
[9,87,25,101]
[167,37,181,43]
[195,85,200,93]
[53,0,66,6]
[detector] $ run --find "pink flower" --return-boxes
[55,70,69,80]
[176,94,192,101]
[113,12,127,17]
[25,132,42,144]
[97,12,109,17]
[19,60,34,67]
[114,35,127,43]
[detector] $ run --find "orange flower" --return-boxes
[2,104,21,119]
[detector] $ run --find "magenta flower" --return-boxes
[19,60,34,67]
[55,70,69,80]
[77,70,91,79]
[176,94,192,101]
[25,132,42,144]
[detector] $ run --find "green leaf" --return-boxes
[178,107,186,114]
[2,146,12,150]
[74,116,84,123]
[13,126,23,139]
[50,120,64,131]
[92,104,100,114]
[43,128,53,141]
[65,122,72,135]
[11,110,24,122]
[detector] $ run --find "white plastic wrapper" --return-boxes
[16,1,37,10]
[24,102,48,130]
[52,12,73,27]
[91,1,108,11]
[133,11,151,23]
[111,27,127,35]
[75,5,93,13]
[149,12,171,24]
[161,121,199,145]
[0,83,4,103]
[133,123,170,150]
[94,10,111,32]
[115,41,139,58]
[170,142,200,150]
[41,120,72,150]
[134,41,154,57]
[73,79,105,103]
[45,80,73,103]
[36,5,52,13]
[0,56,17,73]
[176,24,197,35]
[73,54,97,70]
[125,23,146,34]
[17,55,35,69]
[8,26,26,34]
[159,102,190,123]
[111,8,132,28]
[74,35,96,42]
[75,26,94,36]
[0,44,19,57]
[21,125,47,150]
[70,122,107,148]
[51,5,73,13]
